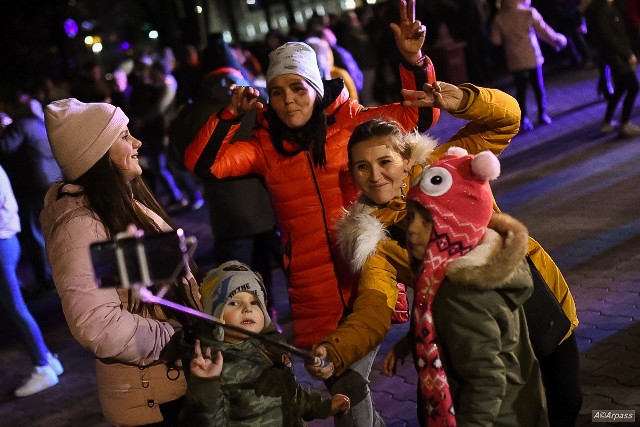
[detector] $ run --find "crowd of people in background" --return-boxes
[3,0,640,144]
[0,1,638,423]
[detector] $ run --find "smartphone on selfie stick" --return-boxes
[90,228,195,290]
[88,229,326,367]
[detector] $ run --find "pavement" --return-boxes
[0,65,639,426]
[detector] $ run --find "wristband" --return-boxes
[413,54,428,67]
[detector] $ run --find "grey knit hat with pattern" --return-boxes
[266,42,324,98]
[201,261,271,341]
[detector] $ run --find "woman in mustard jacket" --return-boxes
[308,81,580,426]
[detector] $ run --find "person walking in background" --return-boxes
[129,57,203,213]
[491,0,567,132]
[305,36,359,101]
[585,0,640,137]
[337,9,378,105]
[304,13,365,103]
[0,92,61,295]
[0,164,63,397]
[40,98,201,425]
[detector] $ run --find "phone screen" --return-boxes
[90,231,187,287]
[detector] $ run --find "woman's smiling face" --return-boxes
[108,128,142,182]
[350,136,410,205]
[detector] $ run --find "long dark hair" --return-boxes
[266,97,329,167]
[58,153,201,320]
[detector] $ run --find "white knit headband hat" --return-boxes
[266,42,325,98]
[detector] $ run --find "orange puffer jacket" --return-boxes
[185,65,438,347]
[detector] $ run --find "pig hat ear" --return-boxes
[471,151,500,181]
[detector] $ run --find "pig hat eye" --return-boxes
[419,167,452,197]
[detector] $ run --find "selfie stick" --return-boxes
[109,229,327,367]
[139,288,327,368]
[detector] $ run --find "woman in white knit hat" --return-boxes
[39,98,201,426]
[183,1,436,425]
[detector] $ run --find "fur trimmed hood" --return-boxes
[405,131,439,169]
[336,202,386,273]
[446,212,532,298]
[336,132,438,273]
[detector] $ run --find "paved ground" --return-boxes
[0,65,639,426]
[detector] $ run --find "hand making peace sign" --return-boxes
[390,0,427,65]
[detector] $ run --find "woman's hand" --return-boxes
[305,345,336,380]
[225,84,264,117]
[190,339,223,379]
[330,394,351,415]
[401,81,464,112]
[389,0,426,64]
[383,334,411,377]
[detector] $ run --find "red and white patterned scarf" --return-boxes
[407,149,499,426]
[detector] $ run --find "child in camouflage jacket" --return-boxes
[180,261,350,426]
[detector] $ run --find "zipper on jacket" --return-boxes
[304,152,348,312]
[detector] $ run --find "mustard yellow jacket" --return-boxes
[320,84,578,375]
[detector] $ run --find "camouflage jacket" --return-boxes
[180,328,332,426]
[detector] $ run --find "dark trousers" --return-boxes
[539,333,582,427]
[605,70,640,124]
[513,66,547,119]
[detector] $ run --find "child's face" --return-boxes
[406,201,433,262]
[221,291,266,344]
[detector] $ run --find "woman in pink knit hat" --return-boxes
[40,98,201,426]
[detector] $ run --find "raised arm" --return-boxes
[184,84,265,180]
[308,237,413,378]
[390,0,427,65]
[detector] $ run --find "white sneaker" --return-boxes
[47,352,64,376]
[601,120,618,134]
[620,122,640,136]
[14,365,59,397]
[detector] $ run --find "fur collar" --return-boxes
[336,133,438,272]
[405,131,439,169]
[446,212,530,290]
[336,203,386,273]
